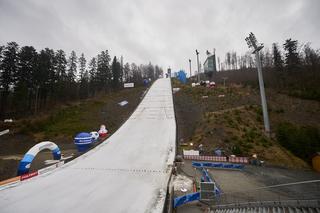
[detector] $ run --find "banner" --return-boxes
[124,83,134,88]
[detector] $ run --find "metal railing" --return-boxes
[210,180,320,207]
[210,199,320,210]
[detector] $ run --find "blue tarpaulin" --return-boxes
[176,70,187,84]
[174,192,200,208]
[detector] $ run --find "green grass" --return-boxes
[44,101,104,135]
[20,100,104,138]
[288,88,320,101]
[18,85,147,140]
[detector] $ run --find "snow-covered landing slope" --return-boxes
[0,78,176,213]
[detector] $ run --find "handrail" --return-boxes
[209,179,320,209]
[210,199,320,209]
[218,179,320,196]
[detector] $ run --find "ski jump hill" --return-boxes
[0,78,176,213]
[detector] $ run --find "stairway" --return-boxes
[211,206,320,213]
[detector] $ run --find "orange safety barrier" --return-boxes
[193,182,197,192]
[0,176,20,187]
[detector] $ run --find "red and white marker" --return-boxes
[98,125,108,137]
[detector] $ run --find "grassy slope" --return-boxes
[0,87,145,155]
[173,80,320,169]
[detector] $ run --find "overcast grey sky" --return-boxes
[0,0,319,75]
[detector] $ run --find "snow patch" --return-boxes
[173,175,193,192]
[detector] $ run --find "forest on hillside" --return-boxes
[210,39,320,101]
[0,42,163,119]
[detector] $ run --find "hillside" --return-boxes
[173,79,320,169]
[0,87,146,180]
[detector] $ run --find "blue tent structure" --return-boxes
[176,70,187,84]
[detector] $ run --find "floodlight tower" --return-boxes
[196,49,200,82]
[245,32,270,133]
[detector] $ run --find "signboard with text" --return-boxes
[124,83,134,88]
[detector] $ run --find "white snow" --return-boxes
[0,78,176,213]
[0,129,9,136]
[118,100,128,106]
[172,175,193,192]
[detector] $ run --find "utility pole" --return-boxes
[222,77,228,87]
[196,49,200,82]
[188,59,192,78]
[245,32,270,133]
[213,48,217,73]
[120,55,124,82]
[34,86,39,115]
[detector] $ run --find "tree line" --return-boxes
[212,38,320,101]
[0,42,163,118]
[218,39,320,72]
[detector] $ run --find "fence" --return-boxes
[0,161,64,191]
[184,155,227,162]
[184,155,249,164]
[228,157,248,164]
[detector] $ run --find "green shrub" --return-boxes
[276,122,320,161]
[275,108,285,113]
[288,88,320,101]
[259,136,271,147]
[232,145,242,155]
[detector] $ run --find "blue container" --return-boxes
[74,132,93,152]
[143,79,149,86]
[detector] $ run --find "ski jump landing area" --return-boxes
[0,78,176,213]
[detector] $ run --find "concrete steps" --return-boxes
[211,207,320,213]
